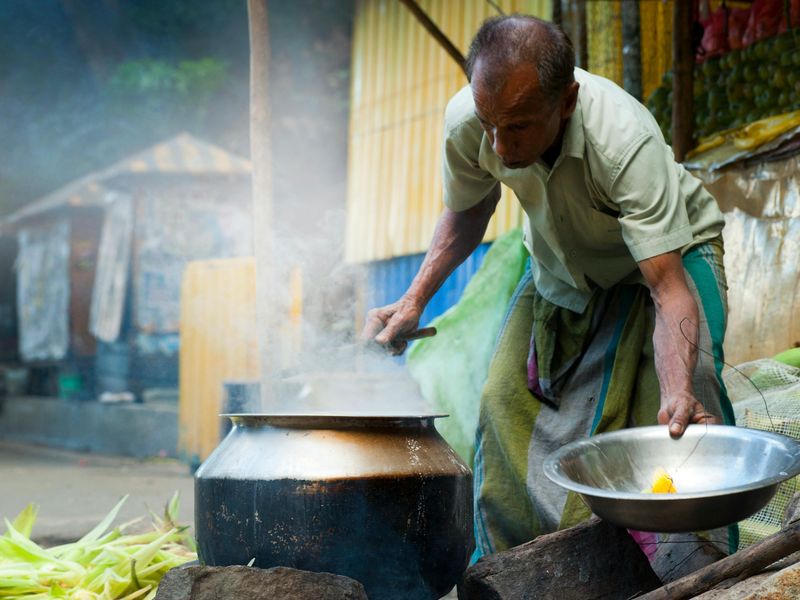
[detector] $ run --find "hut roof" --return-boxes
[3,133,250,228]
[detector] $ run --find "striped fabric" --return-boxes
[472,238,737,565]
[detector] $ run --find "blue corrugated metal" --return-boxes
[365,242,492,331]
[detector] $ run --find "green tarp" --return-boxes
[407,228,528,465]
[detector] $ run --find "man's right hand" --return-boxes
[362,296,424,355]
[360,192,498,356]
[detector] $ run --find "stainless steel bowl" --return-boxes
[543,425,800,532]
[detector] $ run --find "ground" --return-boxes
[0,440,194,545]
[1,440,460,598]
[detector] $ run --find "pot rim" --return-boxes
[220,413,448,429]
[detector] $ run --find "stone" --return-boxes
[782,491,800,528]
[154,565,369,600]
[458,517,662,600]
[737,561,800,600]
[650,532,727,583]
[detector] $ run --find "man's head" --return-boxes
[465,15,579,169]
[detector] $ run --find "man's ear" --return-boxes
[560,81,580,119]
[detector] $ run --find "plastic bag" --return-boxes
[728,7,751,50]
[743,0,782,46]
[700,7,730,59]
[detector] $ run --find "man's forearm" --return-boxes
[638,250,715,434]
[404,188,499,309]
[651,287,699,400]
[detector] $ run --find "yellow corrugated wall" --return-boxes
[587,1,623,85]
[586,1,675,103]
[640,0,673,101]
[346,0,549,263]
[345,0,675,262]
[178,257,260,462]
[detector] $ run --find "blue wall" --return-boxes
[364,243,492,329]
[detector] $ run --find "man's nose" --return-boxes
[491,130,510,160]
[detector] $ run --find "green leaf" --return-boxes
[9,504,39,540]
[166,492,180,527]
[76,495,129,545]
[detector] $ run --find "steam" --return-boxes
[252,205,432,416]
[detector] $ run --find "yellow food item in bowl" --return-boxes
[649,468,677,494]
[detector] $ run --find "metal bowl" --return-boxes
[543,425,800,532]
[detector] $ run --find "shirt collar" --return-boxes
[560,90,585,160]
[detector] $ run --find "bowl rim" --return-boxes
[543,424,800,501]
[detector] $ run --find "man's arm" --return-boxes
[638,250,718,437]
[362,184,500,354]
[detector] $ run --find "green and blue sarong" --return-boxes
[472,238,736,566]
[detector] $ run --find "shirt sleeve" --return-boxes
[609,134,694,262]
[442,120,497,212]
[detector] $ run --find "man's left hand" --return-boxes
[657,392,719,438]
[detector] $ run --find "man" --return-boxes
[362,15,735,560]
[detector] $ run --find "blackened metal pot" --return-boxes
[195,413,473,600]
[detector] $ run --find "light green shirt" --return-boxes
[442,68,725,312]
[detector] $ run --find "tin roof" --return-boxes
[3,133,250,228]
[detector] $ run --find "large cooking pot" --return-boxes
[195,413,473,600]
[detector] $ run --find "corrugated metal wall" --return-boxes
[365,242,493,330]
[587,0,674,100]
[587,1,623,85]
[640,0,673,101]
[346,0,675,264]
[346,0,549,263]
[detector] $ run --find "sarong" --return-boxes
[472,238,737,567]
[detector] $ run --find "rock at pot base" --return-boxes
[154,565,369,600]
[458,518,662,600]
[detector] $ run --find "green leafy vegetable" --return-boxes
[0,493,195,599]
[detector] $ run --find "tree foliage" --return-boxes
[0,0,249,213]
[0,0,353,217]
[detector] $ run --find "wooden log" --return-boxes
[637,519,800,600]
[671,0,694,161]
[247,0,278,404]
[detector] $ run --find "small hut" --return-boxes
[0,133,252,400]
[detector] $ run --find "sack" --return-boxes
[743,0,783,45]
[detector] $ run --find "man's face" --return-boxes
[471,61,564,169]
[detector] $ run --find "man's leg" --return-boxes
[472,271,539,558]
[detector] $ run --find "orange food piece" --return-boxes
[650,468,677,494]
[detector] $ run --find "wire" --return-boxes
[485,0,505,15]
[679,317,776,432]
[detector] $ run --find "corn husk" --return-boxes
[0,494,196,599]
